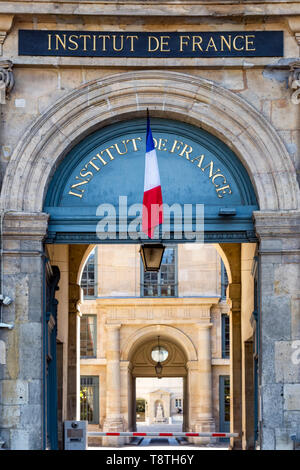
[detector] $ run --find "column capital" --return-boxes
[105,323,122,330]
[196,322,213,329]
[0,15,14,56]
[120,360,130,370]
[186,360,198,371]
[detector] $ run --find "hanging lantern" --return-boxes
[139,244,165,272]
[155,361,163,378]
[152,336,166,379]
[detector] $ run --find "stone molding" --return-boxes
[2,211,49,241]
[121,324,198,362]
[0,59,13,104]
[289,62,300,104]
[2,1,300,17]
[1,70,299,214]
[253,210,300,240]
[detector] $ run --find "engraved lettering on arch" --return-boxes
[68,134,233,200]
[166,137,232,198]
[68,137,142,198]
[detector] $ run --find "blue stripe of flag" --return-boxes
[146,114,155,152]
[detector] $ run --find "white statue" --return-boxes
[156,403,164,419]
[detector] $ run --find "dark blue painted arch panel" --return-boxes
[44,118,258,242]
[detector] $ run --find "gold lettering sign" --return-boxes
[68,136,232,200]
[46,32,258,56]
[24,30,284,58]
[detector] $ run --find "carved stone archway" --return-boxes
[1,70,299,212]
[122,324,198,363]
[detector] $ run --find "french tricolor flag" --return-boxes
[142,113,164,238]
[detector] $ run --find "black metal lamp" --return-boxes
[140,243,165,272]
[154,336,163,379]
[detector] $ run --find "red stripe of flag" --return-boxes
[142,186,163,239]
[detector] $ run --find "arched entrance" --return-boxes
[1,71,299,450]
[123,327,194,437]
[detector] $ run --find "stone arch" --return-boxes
[121,324,198,362]
[213,244,232,284]
[76,244,96,285]
[1,70,299,213]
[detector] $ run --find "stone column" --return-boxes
[228,305,242,449]
[194,323,215,442]
[0,212,48,450]
[120,360,130,441]
[67,245,86,420]
[103,323,124,445]
[220,243,243,449]
[254,210,300,450]
[67,283,81,420]
[183,375,188,431]
[187,322,214,444]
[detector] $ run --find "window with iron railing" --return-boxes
[141,246,177,297]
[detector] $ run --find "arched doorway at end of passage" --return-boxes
[128,336,188,434]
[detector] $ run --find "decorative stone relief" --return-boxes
[0,14,14,56]
[289,62,300,105]
[0,60,14,104]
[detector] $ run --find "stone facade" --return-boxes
[0,0,299,451]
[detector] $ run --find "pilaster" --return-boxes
[188,323,215,444]
[254,210,300,450]
[0,211,48,450]
[103,323,124,446]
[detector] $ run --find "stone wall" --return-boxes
[0,1,300,450]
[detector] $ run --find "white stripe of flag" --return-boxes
[142,113,163,238]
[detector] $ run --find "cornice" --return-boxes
[1,1,300,17]
[84,297,220,308]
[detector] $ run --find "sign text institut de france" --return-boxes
[19,30,283,58]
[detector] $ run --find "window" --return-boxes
[221,261,229,299]
[80,315,97,358]
[81,248,96,297]
[222,314,230,358]
[175,398,182,408]
[142,246,177,297]
[80,376,99,424]
[219,375,230,436]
